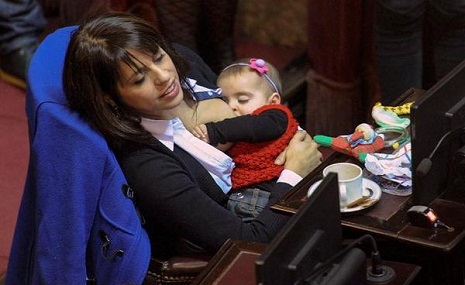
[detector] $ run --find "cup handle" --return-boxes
[339,184,347,208]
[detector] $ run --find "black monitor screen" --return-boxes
[255,173,342,284]
[411,59,465,205]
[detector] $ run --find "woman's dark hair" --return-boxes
[63,12,191,152]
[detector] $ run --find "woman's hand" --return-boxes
[275,130,322,178]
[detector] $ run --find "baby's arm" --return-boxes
[192,107,289,153]
[192,123,233,151]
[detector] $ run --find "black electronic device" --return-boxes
[407,205,454,231]
[407,205,441,228]
[410,58,465,206]
[255,173,367,285]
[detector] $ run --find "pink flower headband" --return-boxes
[222,58,280,94]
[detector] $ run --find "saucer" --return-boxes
[307,178,382,213]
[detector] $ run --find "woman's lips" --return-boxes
[160,82,179,99]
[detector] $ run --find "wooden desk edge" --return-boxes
[192,239,266,285]
[193,240,421,285]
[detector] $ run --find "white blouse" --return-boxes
[141,117,235,194]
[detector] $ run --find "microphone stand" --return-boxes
[297,234,395,284]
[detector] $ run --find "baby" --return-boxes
[192,58,299,219]
[192,58,300,220]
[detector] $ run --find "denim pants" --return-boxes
[0,0,46,53]
[227,187,271,222]
[375,0,465,104]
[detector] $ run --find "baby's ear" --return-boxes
[268,92,282,105]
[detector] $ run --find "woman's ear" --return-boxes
[104,95,122,116]
[103,95,120,112]
[104,95,119,109]
[268,92,282,105]
[103,95,114,105]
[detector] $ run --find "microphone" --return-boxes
[416,157,433,177]
[416,127,465,177]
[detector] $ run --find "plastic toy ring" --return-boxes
[375,126,409,148]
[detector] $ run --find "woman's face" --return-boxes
[117,48,184,119]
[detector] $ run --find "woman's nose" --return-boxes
[149,65,170,85]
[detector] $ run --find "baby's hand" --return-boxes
[192,124,210,143]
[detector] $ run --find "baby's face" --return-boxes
[217,72,272,116]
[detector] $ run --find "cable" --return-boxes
[296,234,395,284]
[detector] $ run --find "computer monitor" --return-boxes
[255,173,366,285]
[411,58,465,206]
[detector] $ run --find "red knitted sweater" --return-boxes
[229,104,299,189]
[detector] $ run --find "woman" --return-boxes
[63,12,322,259]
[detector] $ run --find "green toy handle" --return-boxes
[314,135,333,147]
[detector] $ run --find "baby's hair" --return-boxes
[218,58,282,94]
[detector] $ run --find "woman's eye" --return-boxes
[153,53,165,63]
[134,75,145,85]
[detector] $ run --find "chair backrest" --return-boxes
[26,26,73,137]
[6,26,151,284]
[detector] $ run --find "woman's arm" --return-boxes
[120,132,321,256]
[120,145,292,254]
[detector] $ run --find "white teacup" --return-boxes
[323,162,363,208]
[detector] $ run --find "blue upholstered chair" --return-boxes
[5,26,152,284]
[6,25,213,285]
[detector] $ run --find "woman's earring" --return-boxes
[111,104,121,118]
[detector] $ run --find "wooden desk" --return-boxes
[193,239,421,285]
[271,150,413,237]
[271,88,465,284]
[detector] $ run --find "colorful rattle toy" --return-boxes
[314,123,385,162]
[374,102,413,115]
[371,103,411,129]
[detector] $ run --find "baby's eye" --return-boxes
[238,99,249,104]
